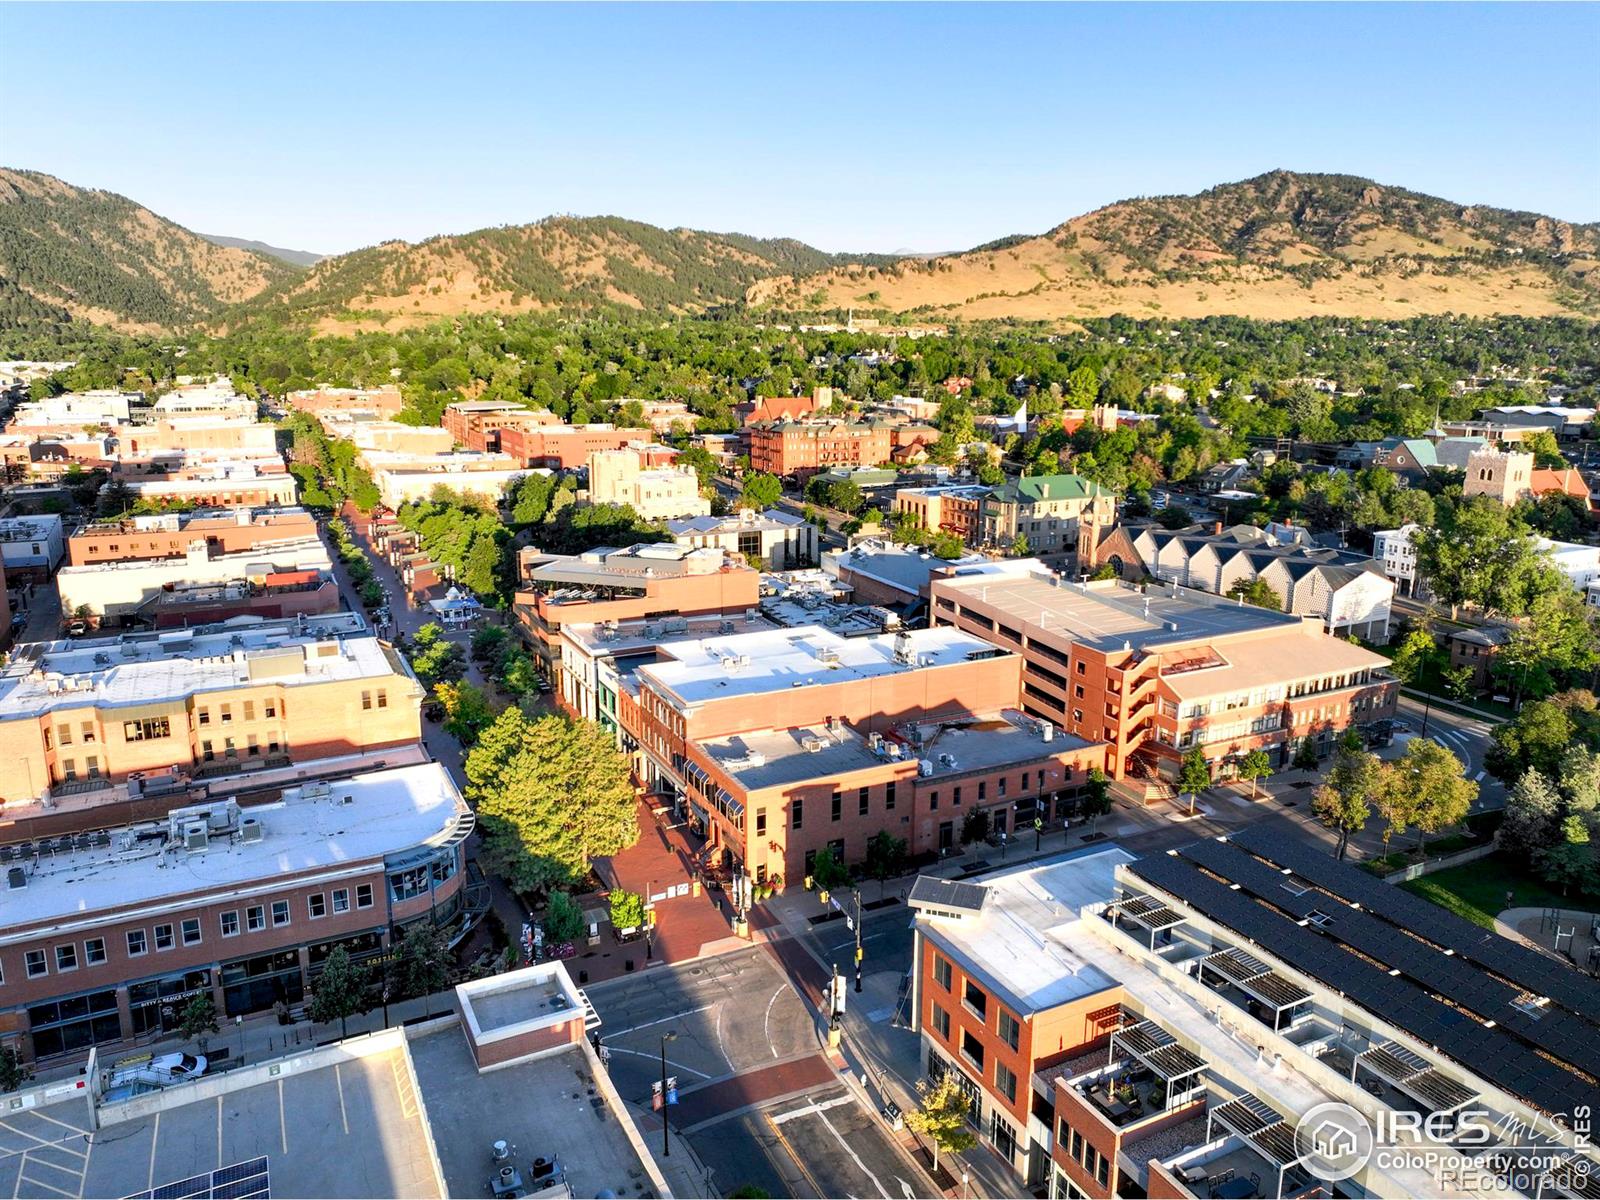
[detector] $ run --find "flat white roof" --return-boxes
[0,614,412,718]
[0,761,470,936]
[917,847,1133,1015]
[636,624,1006,707]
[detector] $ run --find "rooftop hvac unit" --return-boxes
[868,732,883,751]
[917,759,934,777]
[802,736,825,753]
[1040,722,1055,743]
[887,743,903,760]
[238,818,264,843]
[938,753,954,767]
[7,866,26,891]
[183,823,209,852]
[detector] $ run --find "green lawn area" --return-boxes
[1400,852,1600,929]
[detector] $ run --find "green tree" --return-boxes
[1155,505,1193,530]
[929,531,965,560]
[905,1074,978,1173]
[1413,498,1542,619]
[467,709,639,888]
[1293,735,1321,771]
[1498,769,1563,864]
[809,847,850,894]
[1009,532,1031,558]
[471,624,510,666]
[1378,737,1477,854]
[1311,738,1379,860]
[1522,429,1567,469]
[864,830,907,893]
[1177,748,1211,816]
[609,888,646,932]
[1389,628,1442,687]
[741,472,782,509]
[177,992,219,1043]
[509,473,557,525]
[462,533,505,599]
[1083,767,1113,834]
[1236,748,1273,800]
[1489,691,1600,782]
[1538,816,1595,895]
[1492,584,1600,705]
[388,922,452,1017]
[543,891,587,943]
[1224,578,1282,612]
[310,946,370,1039]
[1441,664,1477,701]
[0,1045,26,1095]
[436,680,496,745]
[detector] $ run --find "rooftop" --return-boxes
[934,566,1302,651]
[827,538,988,599]
[0,761,471,936]
[563,611,776,657]
[636,625,1008,708]
[74,506,313,537]
[913,847,1131,1015]
[0,613,408,718]
[667,508,807,535]
[525,543,745,590]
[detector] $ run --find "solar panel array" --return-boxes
[125,1156,269,1200]
[1231,827,1598,1016]
[1127,846,1599,1118]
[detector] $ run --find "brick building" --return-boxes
[498,422,644,470]
[893,485,989,545]
[513,543,760,682]
[0,613,422,804]
[440,400,556,452]
[0,758,479,1064]
[619,625,1107,882]
[285,385,405,418]
[930,563,1396,781]
[747,420,892,482]
[67,507,319,566]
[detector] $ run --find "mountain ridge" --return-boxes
[198,234,325,268]
[2,167,1596,334]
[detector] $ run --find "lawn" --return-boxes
[1400,852,1600,929]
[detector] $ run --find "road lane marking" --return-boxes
[1475,770,1486,781]
[606,1004,713,1038]
[771,1094,855,1125]
[597,1047,712,1078]
[764,985,785,1057]
[335,1062,350,1135]
[817,1102,890,1198]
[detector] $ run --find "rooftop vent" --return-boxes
[183,823,209,852]
[238,818,264,843]
[802,736,825,753]
[6,866,26,891]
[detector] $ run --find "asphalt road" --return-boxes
[584,946,923,1198]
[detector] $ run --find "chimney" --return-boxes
[1213,520,1223,536]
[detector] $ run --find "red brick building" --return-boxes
[747,420,892,482]
[67,507,319,566]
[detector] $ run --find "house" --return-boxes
[1529,468,1594,513]
[0,514,66,581]
[1373,524,1421,596]
[1197,459,1252,494]
[667,508,816,569]
[1447,625,1514,692]
[980,474,1115,560]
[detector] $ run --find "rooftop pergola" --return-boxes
[1199,948,1314,1032]
[1109,892,1186,950]
[1352,1040,1480,1117]
[1108,1019,1207,1107]
[1540,1154,1600,1200]
[1206,1095,1320,1200]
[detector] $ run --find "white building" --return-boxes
[585,449,708,521]
[10,390,139,426]
[57,536,332,619]
[1373,524,1420,596]
[365,451,526,507]
[1537,538,1600,592]
[667,508,817,569]
[0,514,66,579]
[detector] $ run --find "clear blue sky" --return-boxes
[4,2,1596,255]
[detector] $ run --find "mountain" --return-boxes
[0,168,297,332]
[222,216,895,332]
[750,171,1600,322]
[199,234,324,268]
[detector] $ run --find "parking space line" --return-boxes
[147,1112,159,1191]
[335,1063,350,1135]
[18,1175,75,1199]
[277,1080,287,1154]
[0,1122,85,1159]
[24,1115,86,1138]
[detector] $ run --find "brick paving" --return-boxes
[672,1053,837,1130]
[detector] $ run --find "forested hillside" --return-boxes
[0,168,295,331]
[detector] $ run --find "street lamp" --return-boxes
[960,1167,971,1199]
[660,1031,678,1158]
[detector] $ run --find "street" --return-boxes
[584,947,924,1199]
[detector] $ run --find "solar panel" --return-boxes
[125,1157,269,1200]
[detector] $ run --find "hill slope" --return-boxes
[199,233,325,267]
[0,168,297,332]
[751,171,1600,321]
[225,217,893,331]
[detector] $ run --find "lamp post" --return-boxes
[660,1030,678,1158]
[853,888,864,994]
[960,1167,971,1199]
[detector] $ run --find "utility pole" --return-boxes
[853,888,863,993]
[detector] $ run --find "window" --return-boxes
[1071,1130,1083,1163]
[933,954,952,991]
[953,786,962,807]
[84,937,106,966]
[220,911,240,937]
[960,1029,985,1070]
[243,701,255,721]
[998,1009,1020,1051]
[246,905,265,932]
[362,691,374,711]
[197,707,211,726]
[977,782,987,802]
[792,799,804,830]
[220,704,232,724]
[272,901,290,927]
[928,790,939,811]
[332,888,350,914]
[55,943,78,972]
[264,701,277,719]
[885,782,896,811]
[995,1062,1017,1103]
[377,690,388,709]
[356,884,374,909]
[831,791,842,822]
[963,979,988,1021]
[154,924,174,951]
[181,918,201,946]
[1097,1153,1109,1187]
[201,740,215,762]
[124,716,171,741]
[858,787,870,817]
[308,894,327,919]
[26,949,47,978]
[81,722,96,743]
[998,777,1007,798]
[56,723,72,745]
[931,1003,950,1040]
[126,929,147,956]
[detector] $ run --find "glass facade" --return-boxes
[128,969,214,1037]
[28,989,119,1058]
[220,952,303,1017]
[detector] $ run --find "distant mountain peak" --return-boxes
[198,234,324,268]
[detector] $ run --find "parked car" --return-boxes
[423,701,445,722]
[65,618,88,637]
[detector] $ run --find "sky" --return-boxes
[3,2,1597,256]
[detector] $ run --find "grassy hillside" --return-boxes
[0,168,296,331]
[752,171,1600,322]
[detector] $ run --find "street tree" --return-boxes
[810,847,850,895]
[467,709,639,889]
[543,891,586,943]
[1378,738,1477,855]
[1177,748,1211,816]
[0,1045,26,1095]
[1498,769,1563,864]
[1083,767,1113,834]
[905,1074,978,1174]
[864,830,908,897]
[388,922,452,1018]
[741,472,782,510]
[435,680,496,745]
[1488,691,1600,782]
[1236,748,1274,800]
[177,993,219,1044]
[1389,628,1442,687]
[309,947,370,1040]
[1492,584,1600,705]
[1311,737,1379,860]
[609,888,646,933]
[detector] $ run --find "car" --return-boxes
[9,613,25,633]
[151,1052,207,1081]
[423,702,445,722]
[65,619,88,637]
